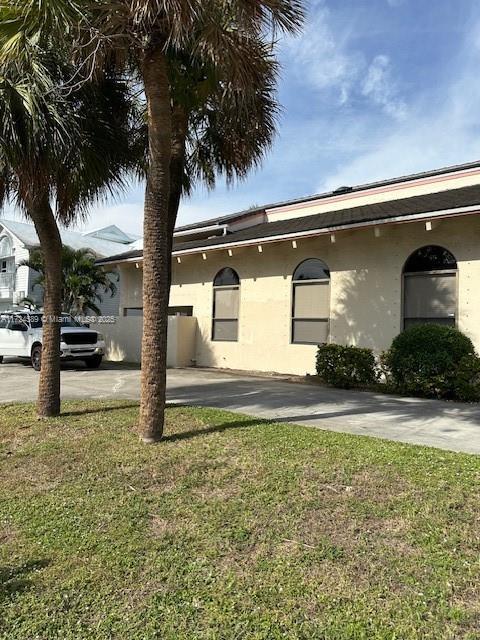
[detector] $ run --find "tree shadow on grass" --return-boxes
[163,416,272,443]
[63,401,237,419]
[0,559,49,603]
[61,403,139,417]
[60,402,269,444]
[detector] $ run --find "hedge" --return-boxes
[382,324,480,401]
[316,344,377,389]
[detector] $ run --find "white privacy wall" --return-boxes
[91,315,197,367]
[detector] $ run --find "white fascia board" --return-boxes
[96,256,141,266]
[173,224,228,237]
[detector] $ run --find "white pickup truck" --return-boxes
[0,311,105,371]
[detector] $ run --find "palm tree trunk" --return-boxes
[167,104,188,288]
[29,196,62,417]
[139,45,172,442]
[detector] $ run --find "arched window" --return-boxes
[403,245,457,329]
[212,268,240,341]
[292,259,330,344]
[0,235,12,259]
[0,235,13,281]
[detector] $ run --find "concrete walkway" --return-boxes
[0,360,479,454]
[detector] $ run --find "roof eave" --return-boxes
[173,205,480,256]
[98,204,480,265]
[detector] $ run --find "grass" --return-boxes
[0,401,479,640]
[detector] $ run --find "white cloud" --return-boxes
[283,1,406,119]
[319,32,480,192]
[283,1,364,104]
[362,55,407,120]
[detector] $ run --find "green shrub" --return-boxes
[453,354,480,402]
[316,343,377,389]
[383,324,479,400]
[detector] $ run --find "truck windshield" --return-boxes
[30,314,83,329]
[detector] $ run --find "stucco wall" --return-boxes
[116,215,480,376]
[92,315,197,367]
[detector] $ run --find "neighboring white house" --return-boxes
[0,220,138,314]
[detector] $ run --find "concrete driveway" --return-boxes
[1,359,479,454]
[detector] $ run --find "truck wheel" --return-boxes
[85,355,102,369]
[31,345,42,372]
[0,356,3,364]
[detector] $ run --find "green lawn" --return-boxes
[0,402,479,640]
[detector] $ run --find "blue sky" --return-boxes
[10,0,480,235]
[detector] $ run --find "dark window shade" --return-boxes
[404,273,456,319]
[212,279,240,342]
[214,288,239,319]
[291,260,331,344]
[293,282,330,318]
[212,319,238,341]
[292,319,328,344]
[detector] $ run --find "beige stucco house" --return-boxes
[97,161,480,375]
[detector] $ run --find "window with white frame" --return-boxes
[212,267,240,342]
[403,245,457,329]
[291,258,330,344]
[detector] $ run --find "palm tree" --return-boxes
[2,0,304,438]
[20,246,117,316]
[108,2,303,442]
[0,32,140,416]
[0,44,75,417]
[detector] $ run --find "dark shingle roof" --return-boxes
[173,184,480,252]
[174,159,480,232]
[97,183,480,264]
[98,248,143,264]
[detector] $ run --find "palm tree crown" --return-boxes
[21,246,117,316]
[1,0,305,435]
